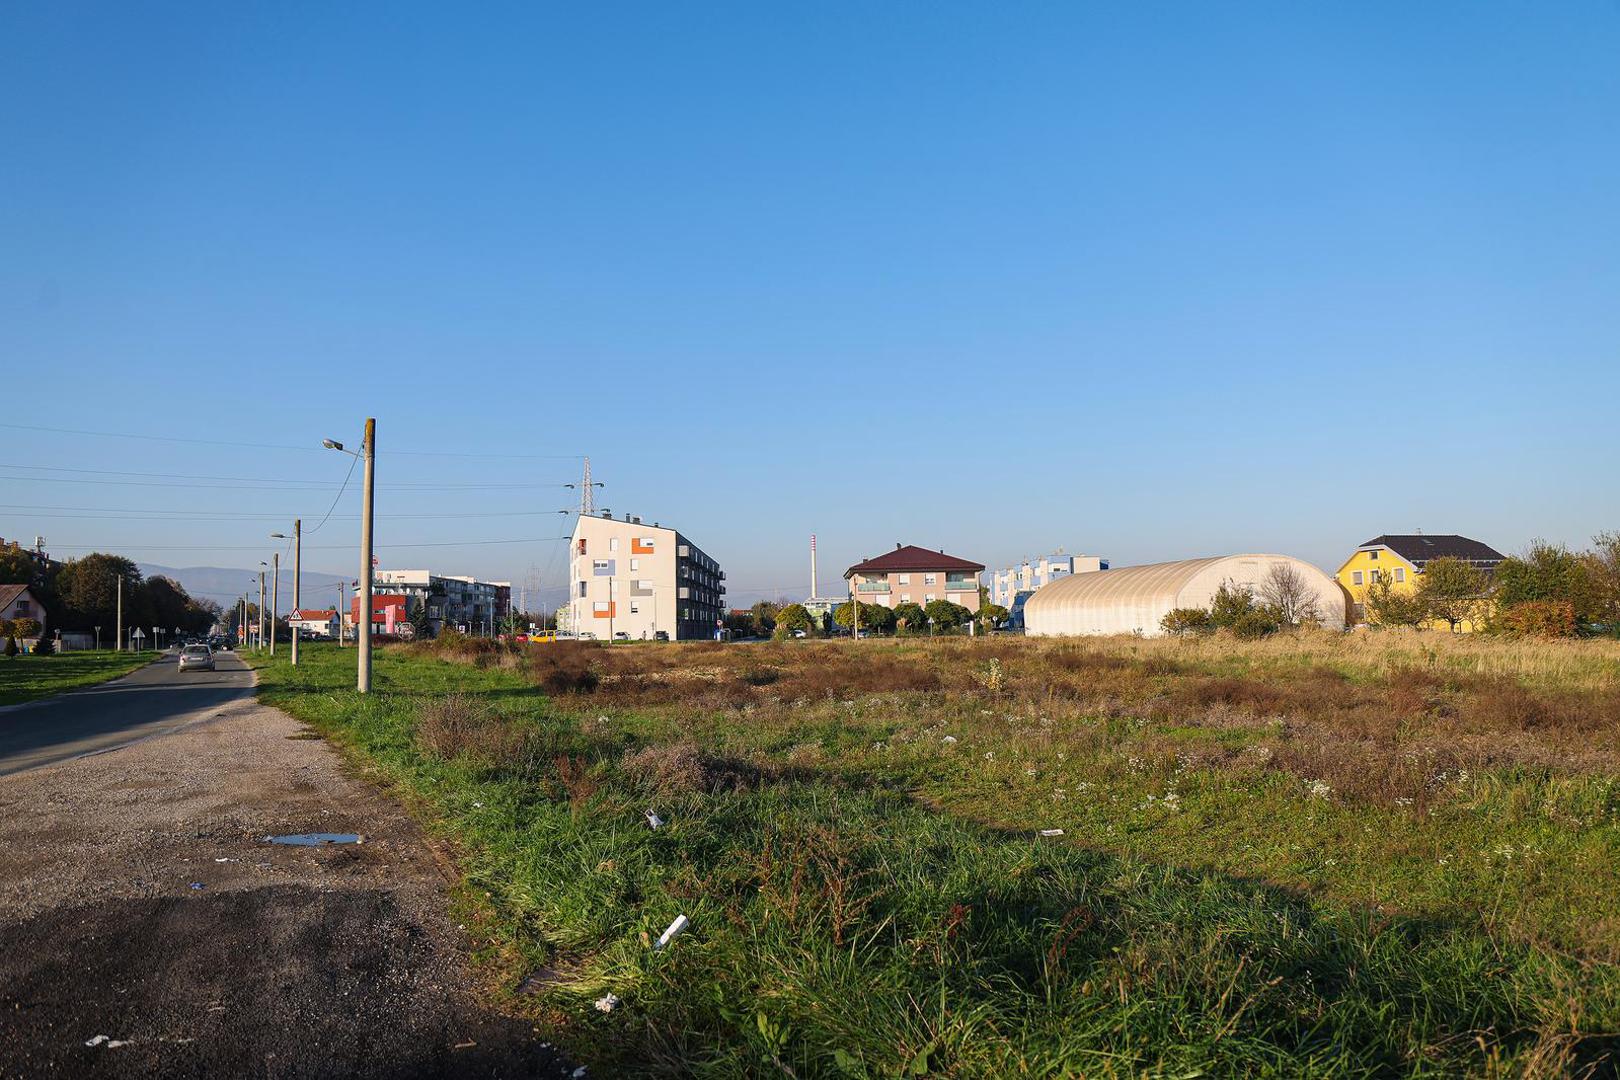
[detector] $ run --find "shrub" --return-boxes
[3,636,16,658]
[1229,610,1279,640]
[620,741,769,795]
[1496,600,1578,638]
[1160,608,1213,637]
[1208,582,1257,629]
[415,694,522,762]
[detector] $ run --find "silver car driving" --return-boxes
[178,644,215,672]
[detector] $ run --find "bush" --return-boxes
[1496,600,1578,638]
[1160,608,1213,637]
[620,741,770,796]
[1229,610,1279,640]
[3,636,16,658]
[32,636,54,655]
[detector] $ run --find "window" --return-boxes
[925,593,935,603]
[593,560,610,572]
[629,558,639,571]
[1394,567,1405,583]
[1352,571,1363,586]
[577,581,587,597]
[1370,569,1382,583]
[577,538,587,555]
[1368,550,1379,561]
[901,593,911,602]
[924,574,937,586]
[609,537,619,552]
[629,602,640,614]
[898,574,910,585]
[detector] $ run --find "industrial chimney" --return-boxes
[810,534,819,600]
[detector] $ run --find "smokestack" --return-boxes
[810,534,818,599]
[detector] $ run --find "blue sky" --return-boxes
[4,2,1617,609]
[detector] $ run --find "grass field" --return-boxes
[252,634,1620,1077]
[0,650,156,707]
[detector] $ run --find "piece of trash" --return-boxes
[942,735,958,744]
[645,811,663,830]
[189,882,205,890]
[1039,829,1065,837]
[86,1035,109,1047]
[472,802,484,809]
[594,992,620,1013]
[652,914,689,951]
[265,833,363,846]
[106,1040,130,1049]
[214,857,237,863]
[85,1035,129,1048]
[453,1040,477,1049]
[572,1068,588,1079]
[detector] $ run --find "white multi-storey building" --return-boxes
[372,569,511,635]
[568,511,725,641]
[989,551,1108,626]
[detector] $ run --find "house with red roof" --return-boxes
[843,544,984,610]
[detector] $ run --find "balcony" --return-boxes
[856,582,891,594]
[944,579,979,592]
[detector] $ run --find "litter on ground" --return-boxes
[645,811,663,830]
[594,993,621,1013]
[653,914,689,951]
[1039,829,1065,837]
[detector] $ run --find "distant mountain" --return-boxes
[140,564,353,615]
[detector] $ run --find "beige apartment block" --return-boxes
[568,511,725,641]
[843,544,984,609]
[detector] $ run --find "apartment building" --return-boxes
[844,544,984,609]
[372,569,511,635]
[569,511,726,641]
[989,551,1109,625]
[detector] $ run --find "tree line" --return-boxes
[0,548,221,647]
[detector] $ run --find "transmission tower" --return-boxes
[580,456,596,515]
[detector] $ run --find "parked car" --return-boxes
[178,644,215,672]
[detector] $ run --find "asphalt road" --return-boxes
[0,650,254,776]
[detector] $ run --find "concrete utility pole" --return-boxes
[259,570,266,651]
[292,518,301,664]
[337,582,346,648]
[358,418,376,694]
[116,574,123,652]
[270,552,279,657]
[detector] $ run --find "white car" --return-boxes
[178,644,215,672]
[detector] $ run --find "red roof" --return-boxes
[290,609,337,620]
[845,544,985,577]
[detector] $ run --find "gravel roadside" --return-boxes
[0,664,572,1079]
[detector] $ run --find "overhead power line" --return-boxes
[0,422,584,460]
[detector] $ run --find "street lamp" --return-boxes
[326,421,375,693]
[272,519,302,665]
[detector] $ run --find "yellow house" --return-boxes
[1337,534,1505,632]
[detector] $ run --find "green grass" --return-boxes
[0,650,157,706]
[251,643,1620,1077]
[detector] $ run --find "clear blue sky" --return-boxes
[4,2,1617,609]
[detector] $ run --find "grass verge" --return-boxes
[252,638,1620,1077]
[0,650,157,707]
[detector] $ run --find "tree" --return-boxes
[1208,581,1257,629]
[1160,608,1212,637]
[773,603,815,638]
[1495,540,1602,631]
[408,597,434,640]
[0,546,45,588]
[1415,557,1489,633]
[3,634,15,658]
[1363,573,1427,629]
[976,602,1009,630]
[891,602,927,633]
[1258,563,1322,627]
[6,617,41,642]
[749,600,781,638]
[1583,532,1620,635]
[53,554,143,633]
[923,599,972,632]
[833,600,894,633]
